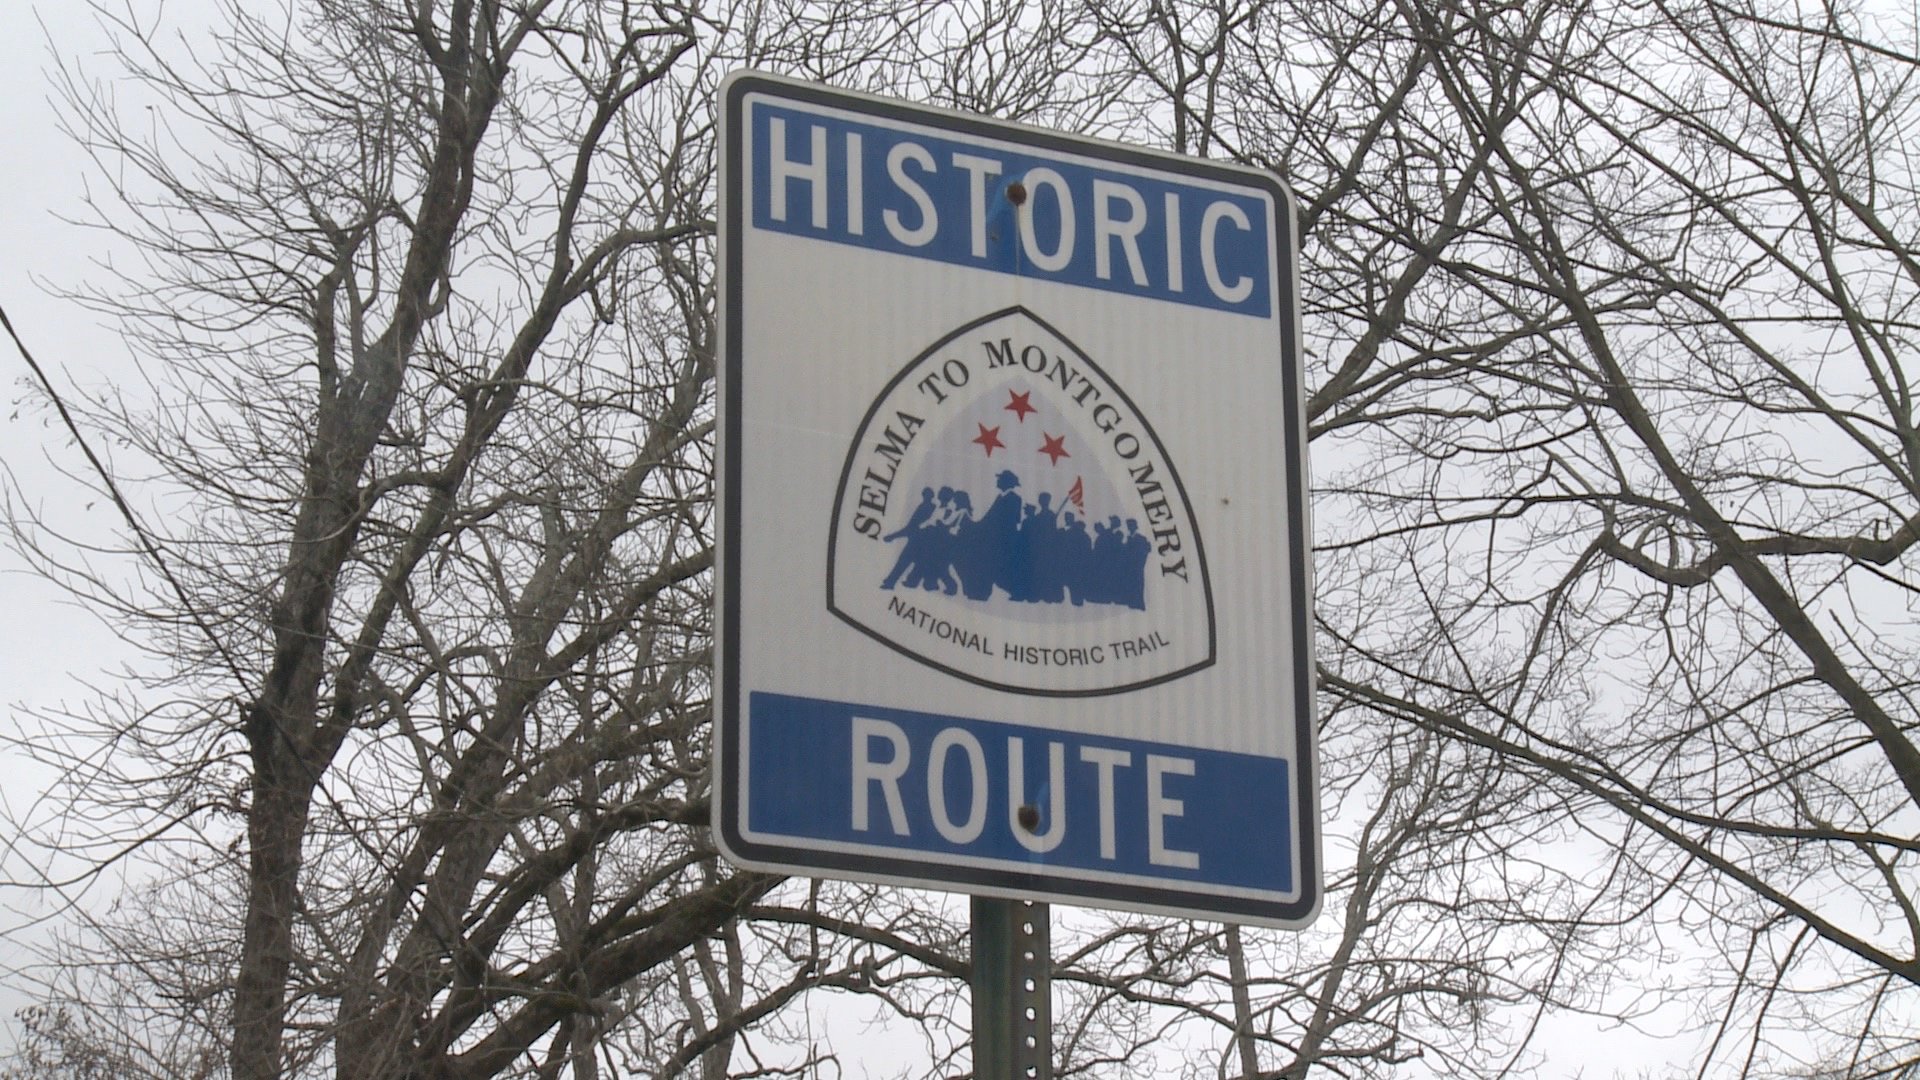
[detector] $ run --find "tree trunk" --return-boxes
[232,738,317,1080]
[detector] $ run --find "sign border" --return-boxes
[714,70,1319,928]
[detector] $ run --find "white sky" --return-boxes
[0,0,166,1044]
[0,0,156,691]
[0,4,1722,1075]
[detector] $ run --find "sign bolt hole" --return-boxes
[1006,181,1027,205]
[1017,804,1040,832]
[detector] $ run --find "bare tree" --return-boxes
[1177,0,1920,1072]
[9,0,1920,1077]
[3,1,969,1077]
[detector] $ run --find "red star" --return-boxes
[1005,389,1037,423]
[972,423,1006,456]
[1038,432,1070,465]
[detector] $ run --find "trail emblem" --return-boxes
[828,308,1215,695]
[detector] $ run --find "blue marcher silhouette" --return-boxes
[880,487,937,589]
[878,470,1150,611]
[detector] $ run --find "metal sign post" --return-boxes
[971,898,1051,1079]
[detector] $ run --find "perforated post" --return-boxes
[970,897,1052,1080]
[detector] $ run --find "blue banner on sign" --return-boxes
[746,691,1293,892]
[748,103,1274,318]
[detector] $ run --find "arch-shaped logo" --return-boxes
[828,308,1215,696]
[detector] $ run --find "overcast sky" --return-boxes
[0,0,151,1037]
[0,3,121,657]
[0,0,166,691]
[0,5,1714,1073]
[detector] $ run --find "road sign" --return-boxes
[715,72,1318,927]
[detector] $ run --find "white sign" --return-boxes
[714,72,1318,926]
